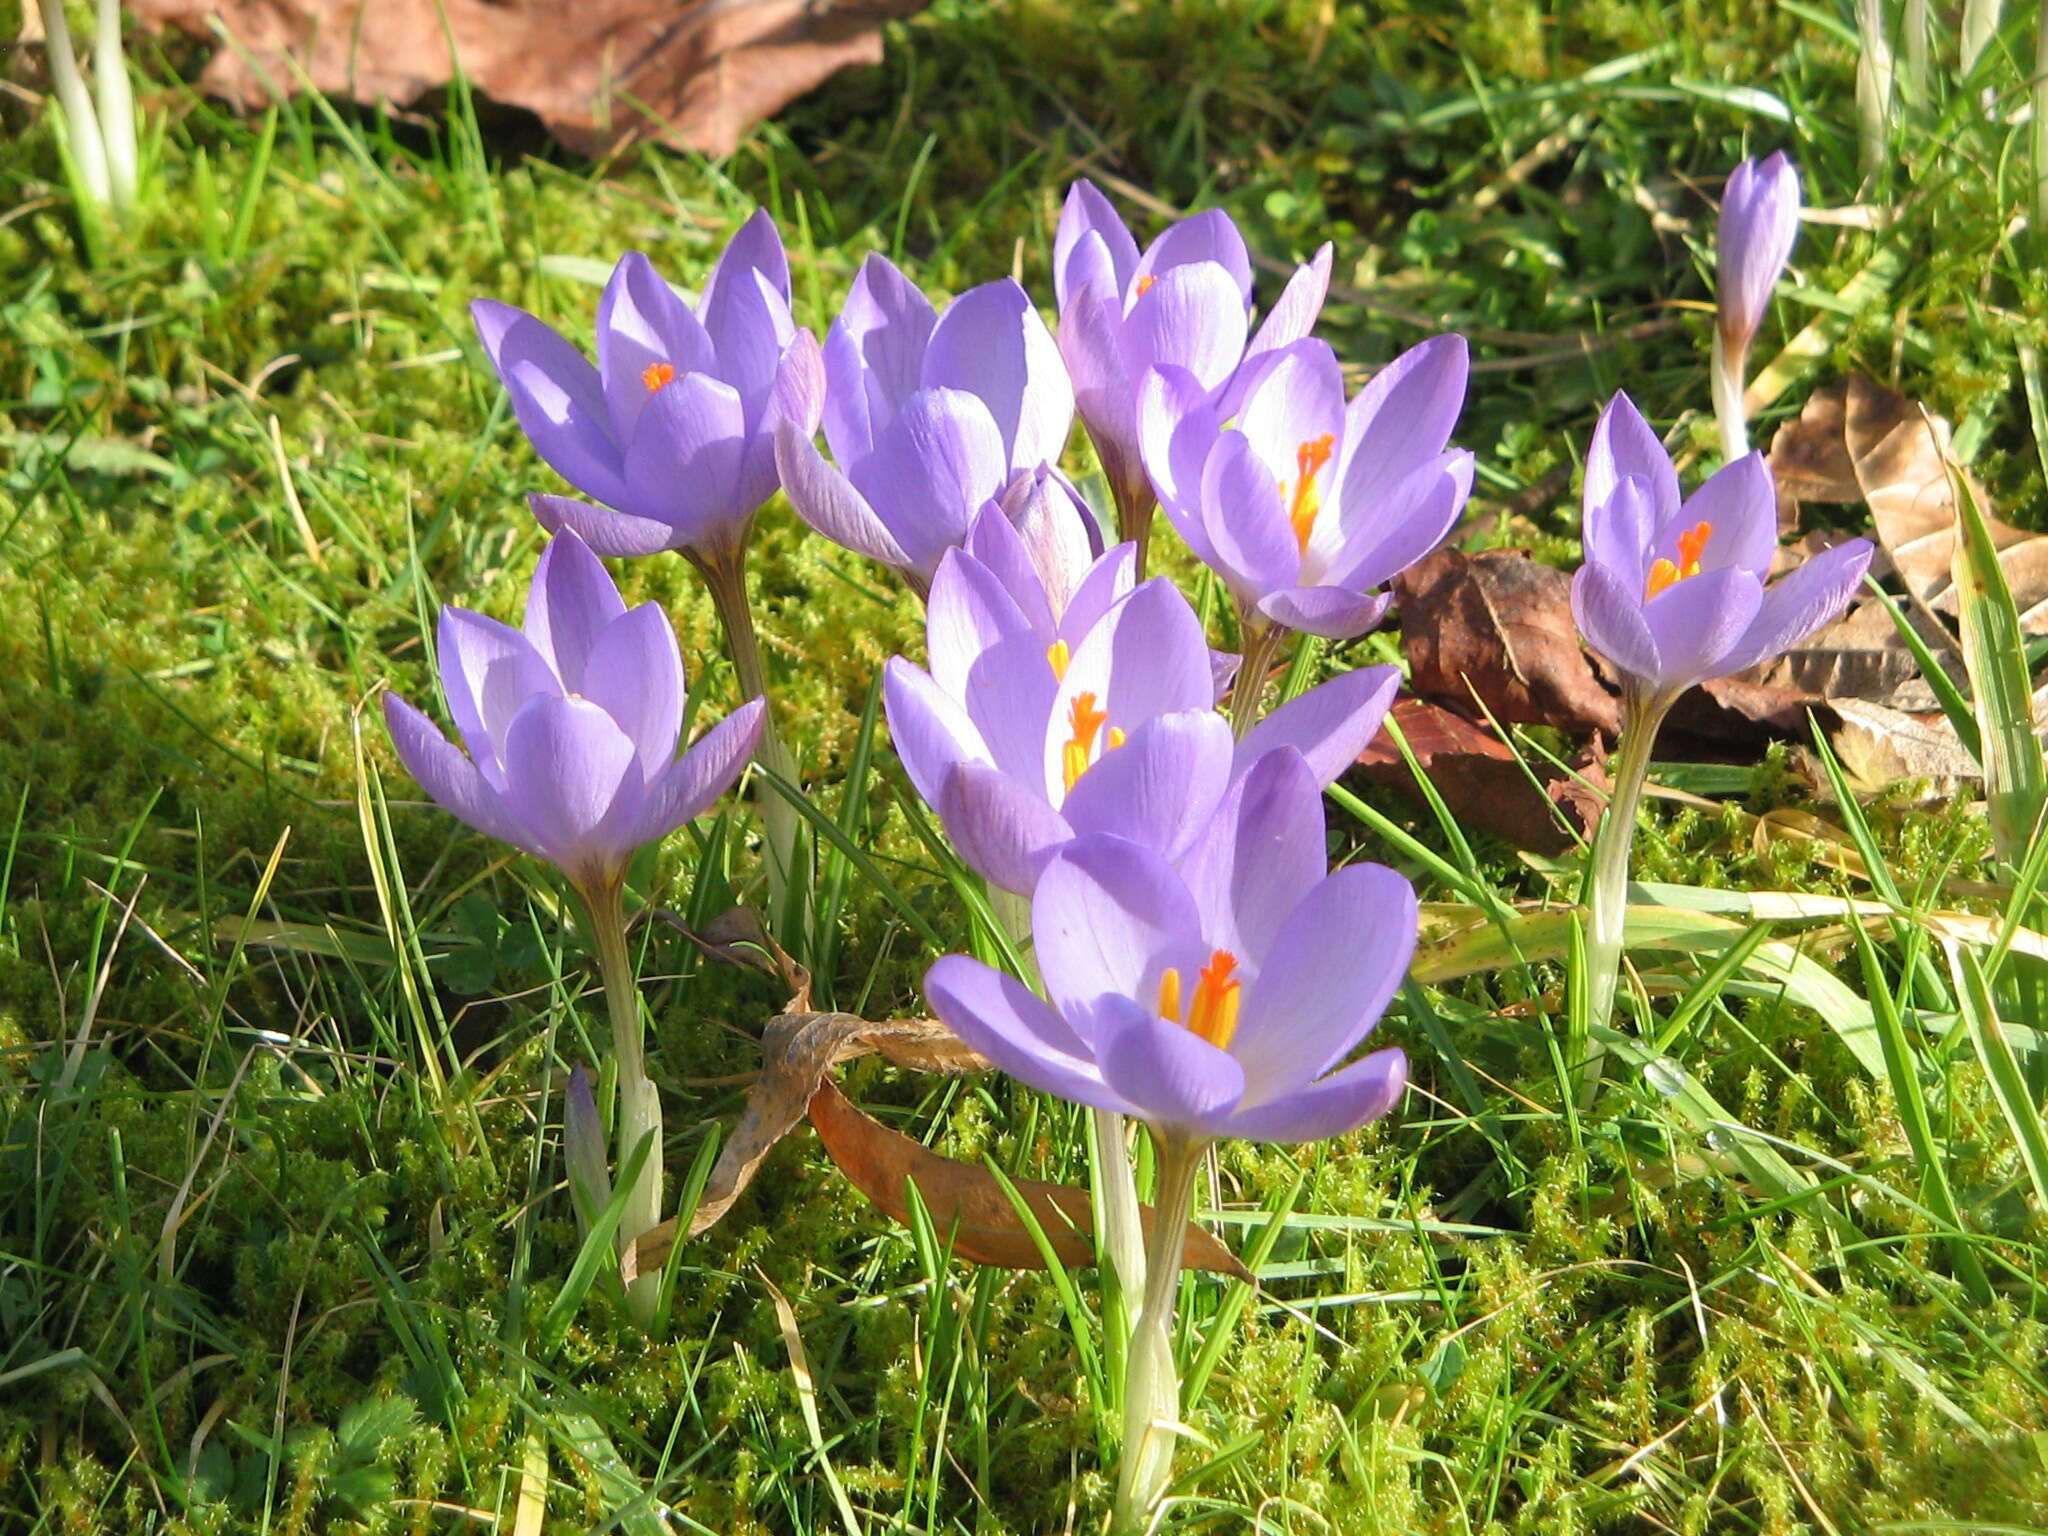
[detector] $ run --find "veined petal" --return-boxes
[1319,450,1472,593]
[1581,475,1658,595]
[1717,538,1873,675]
[593,252,716,437]
[962,502,1058,639]
[1047,578,1214,800]
[382,692,534,852]
[1126,262,1251,394]
[775,418,914,571]
[823,253,935,464]
[619,698,765,848]
[850,387,1010,580]
[1199,430,1299,604]
[702,221,796,410]
[927,542,1041,698]
[1335,334,1469,509]
[1676,453,1778,579]
[1640,565,1765,693]
[1032,835,1203,1041]
[579,603,685,781]
[1246,243,1332,357]
[1585,392,1680,531]
[925,955,1134,1113]
[500,694,640,882]
[1232,663,1400,789]
[529,493,683,557]
[883,657,991,810]
[1254,586,1391,640]
[1178,745,1324,964]
[1236,339,1345,479]
[1054,180,1140,310]
[922,279,1075,471]
[1098,1003,1246,1135]
[1137,364,1225,564]
[437,606,555,772]
[936,762,1071,896]
[472,298,629,509]
[701,207,792,312]
[1135,207,1252,303]
[1060,709,1233,863]
[1061,543,1139,643]
[1221,1048,1406,1143]
[997,465,1104,621]
[623,371,749,550]
[524,528,628,690]
[1570,561,1663,687]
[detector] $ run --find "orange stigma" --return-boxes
[1046,639,1071,681]
[1135,274,1158,298]
[641,361,676,393]
[1286,434,1336,553]
[1061,692,1111,792]
[1155,950,1243,1049]
[1645,520,1713,600]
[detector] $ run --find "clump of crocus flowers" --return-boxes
[376,155,1869,1529]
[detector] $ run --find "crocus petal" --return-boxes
[1221,1047,1406,1143]
[1098,1002,1247,1134]
[524,529,627,692]
[701,207,793,312]
[579,604,685,781]
[1717,153,1800,348]
[883,657,990,809]
[1231,663,1401,789]
[1061,543,1139,642]
[382,692,533,851]
[775,418,914,571]
[593,252,717,436]
[620,698,766,848]
[1319,450,1473,594]
[1199,431,1300,602]
[473,299,630,509]
[1246,243,1332,357]
[1580,475,1658,594]
[1136,364,1224,564]
[851,388,1010,579]
[1032,836,1202,1039]
[1676,453,1777,578]
[997,465,1104,620]
[961,501,1058,638]
[1060,279,1136,476]
[1584,392,1680,530]
[1054,181,1140,310]
[1570,561,1664,686]
[1336,334,1469,509]
[701,225,795,411]
[936,762,1072,896]
[1230,862,1417,1102]
[438,606,556,768]
[1718,539,1873,675]
[1237,339,1346,478]
[921,279,1075,470]
[823,253,936,464]
[926,542,1041,699]
[1134,207,1253,303]
[926,955,1135,1113]
[1047,579,1215,799]
[1060,710,1233,862]
[1254,586,1391,640]
[1640,566,1765,692]
[1178,745,1325,963]
[529,493,682,557]
[935,555,1060,783]
[500,694,640,880]
[623,370,750,550]
[1126,261,1251,394]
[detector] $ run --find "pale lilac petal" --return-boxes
[500,695,640,880]
[1640,567,1765,691]
[883,657,990,809]
[382,692,533,851]
[1032,836,1202,1038]
[1060,710,1232,862]
[1054,181,1140,309]
[1320,451,1472,593]
[1060,280,1135,479]
[1199,431,1300,601]
[823,254,936,464]
[1135,208,1252,303]
[701,208,792,311]
[1246,244,1332,357]
[622,372,748,548]
[996,465,1104,620]
[1254,586,1391,640]
[1061,543,1139,642]
[740,329,826,515]
[620,699,765,847]
[1570,561,1663,685]
[1585,392,1680,530]
[1237,340,1346,483]
[580,604,685,780]
[1231,862,1416,1101]
[473,299,629,509]
[1581,476,1658,593]
[1098,1004,1246,1133]
[1232,664,1400,789]
[1046,579,1214,798]
[593,252,716,436]
[524,528,627,689]
[775,419,914,571]
[1221,1048,1406,1143]
[937,763,1071,896]
[1126,262,1251,393]
[1676,454,1777,578]
[438,607,556,768]
[1136,364,1224,565]
[701,216,796,409]
[922,280,1075,470]
[529,493,682,557]
[926,955,1135,1113]
[962,502,1058,639]
[1336,335,1469,508]
[850,387,1010,579]
[926,541,1041,699]
[1179,746,1324,962]
[1718,539,1873,674]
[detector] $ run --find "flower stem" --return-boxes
[692,547,803,934]
[1112,1131,1204,1533]
[582,881,663,1329]
[37,0,112,208]
[1710,330,1750,466]
[1579,690,1671,1099]
[1118,485,1158,583]
[1231,613,1289,742]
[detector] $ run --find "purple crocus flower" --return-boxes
[885,532,1399,894]
[1140,336,1474,639]
[471,211,822,566]
[1054,179,1332,533]
[925,748,1411,1143]
[1717,153,1801,357]
[775,255,1076,591]
[382,529,766,892]
[1570,392,1872,703]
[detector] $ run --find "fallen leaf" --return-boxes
[1744,595,1954,713]
[623,1006,988,1281]
[1821,697,1982,798]
[127,0,931,159]
[1392,548,1622,734]
[807,1079,1252,1281]
[1357,698,1583,854]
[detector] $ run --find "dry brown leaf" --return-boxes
[623,1006,988,1282]
[1821,697,1981,798]
[1357,698,1585,854]
[807,1079,1252,1281]
[127,0,930,159]
[1392,547,1622,735]
[1744,596,1953,713]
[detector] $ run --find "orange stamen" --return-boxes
[1046,639,1071,681]
[1061,691,1111,793]
[1287,434,1337,553]
[1156,949,1242,1049]
[1644,520,1714,601]
[1135,274,1158,298]
[641,361,676,393]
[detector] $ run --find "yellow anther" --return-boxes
[1156,949,1242,1049]
[1644,520,1714,601]
[1107,725,1127,751]
[1046,639,1071,680]
[1061,691,1111,793]
[1155,967,1183,1024]
[641,361,676,392]
[1135,274,1158,298]
[1287,433,1337,553]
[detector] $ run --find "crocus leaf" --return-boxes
[807,1079,1252,1280]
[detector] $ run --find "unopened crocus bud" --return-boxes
[1716,153,1801,356]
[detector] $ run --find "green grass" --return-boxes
[5,0,2048,1530]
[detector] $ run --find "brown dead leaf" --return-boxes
[127,0,930,159]
[1393,548,1622,735]
[807,1079,1252,1281]
[1357,698,1589,854]
[1744,596,1954,713]
[623,1006,988,1282]
[1820,698,1981,799]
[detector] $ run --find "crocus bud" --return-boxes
[1715,153,1801,355]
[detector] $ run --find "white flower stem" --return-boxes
[584,882,663,1330]
[1111,1131,1203,1533]
[1710,330,1750,466]
[37,0,112,207]
[1579,690,1671,1100]
[93,0,136,209]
